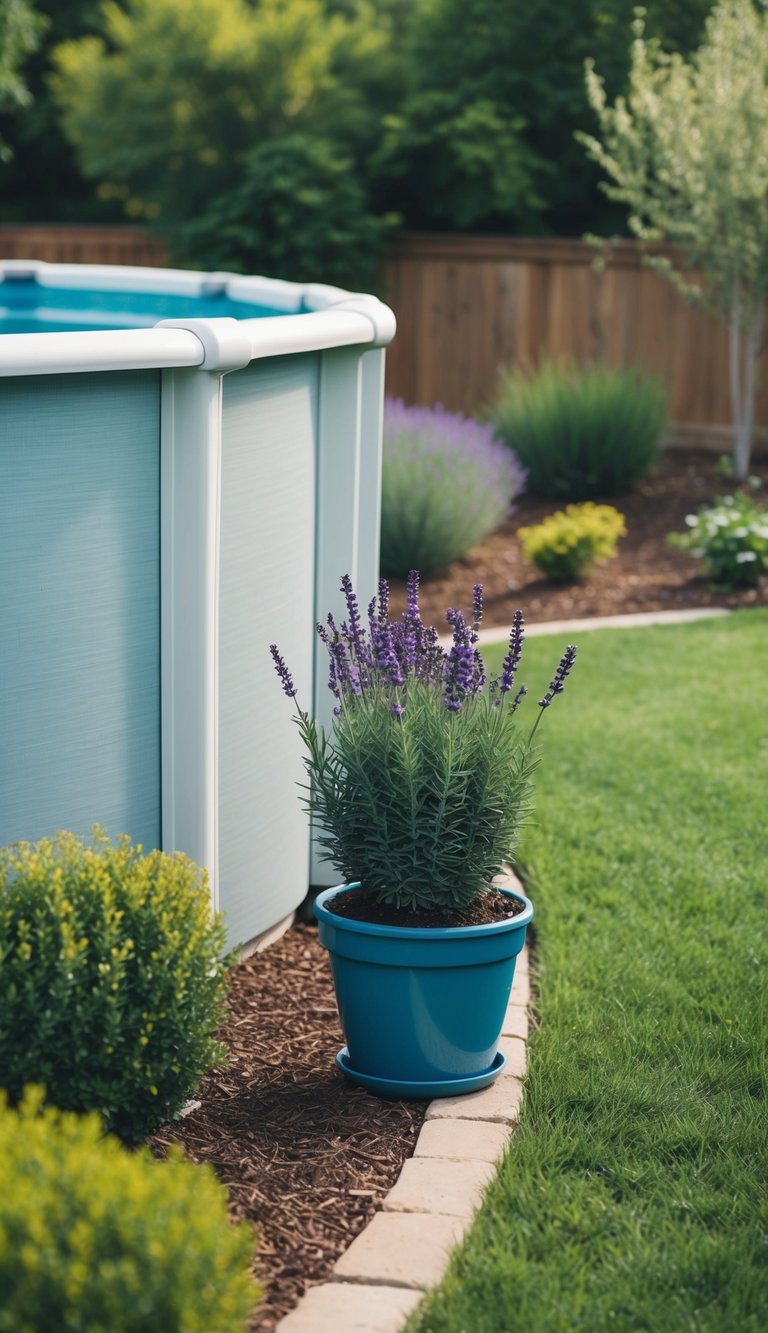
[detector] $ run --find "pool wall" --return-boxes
[0,261,395,950]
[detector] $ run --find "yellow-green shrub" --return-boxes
[518,502,626,581]
[0,1089,257,1332]
[0,830,230,1143]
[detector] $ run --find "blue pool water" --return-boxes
[0,274,287,332]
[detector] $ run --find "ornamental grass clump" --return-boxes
[0,1088,257,1332]
[0,831,230,1144]
[380,398,526,578]
[669,492,768,586]
[271,573,576,916]
[519,502,627,581]
[489,360,665,499]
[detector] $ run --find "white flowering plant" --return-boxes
[669,492,768,587]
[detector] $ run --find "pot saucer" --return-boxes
[335,1047,506,1099]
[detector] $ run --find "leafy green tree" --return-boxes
[0,2,113,220]
[50,0,400,285]
[0,0,45,161]
[374,0,715,237]
[580,1,768,478]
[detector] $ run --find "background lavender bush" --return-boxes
[380,399,526,578]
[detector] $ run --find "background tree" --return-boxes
[0,1,113,220]
[580,0,768,478]
[0,0,46,163]
[50,0,400,286]
[373,0,715,238]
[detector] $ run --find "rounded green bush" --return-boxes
[0,1088,257,1332]
[489,360,666,499]
[0,830,230,1143]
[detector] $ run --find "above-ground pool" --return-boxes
[0,260,396,950]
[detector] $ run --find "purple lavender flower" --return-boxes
[471,584,484,641]
[443,608,475,712]
[377,578,389,627]
[418,624,445,687]
[269,644,297,699]
[341,574,367,667]
[500,610,525,695]
[373,619,404,688]
[538,645,577,710]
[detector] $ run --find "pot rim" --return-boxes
[314,881,533,941]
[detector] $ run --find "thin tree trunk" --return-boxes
[733,297,766,481]
[729,279,743,447]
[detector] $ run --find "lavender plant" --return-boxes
[380,398,526,578]
[271,573,576,915]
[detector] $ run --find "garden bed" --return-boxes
[389,448,768,626]
[151,446,766,1330]
[150,924,425,1330]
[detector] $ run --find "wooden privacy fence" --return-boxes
[1,224,766,448]
[379,233,768,450]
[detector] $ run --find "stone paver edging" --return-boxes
[277,871,530,1333]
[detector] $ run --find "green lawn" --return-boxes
[408,609,768,1333]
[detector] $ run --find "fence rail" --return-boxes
[0,224,167,268]
[2,225,765,450]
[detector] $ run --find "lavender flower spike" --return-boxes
[270,644,297,699]
[539,644,577,710]
[471,584,484,641]
[500,609,525,694]
[340,574,366,664]
[444,608,475,711]
[406,569,421,619]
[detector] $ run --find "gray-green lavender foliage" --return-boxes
[380,399,526,578]
[271,573,576,914]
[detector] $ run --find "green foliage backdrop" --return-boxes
[0,1,718,277]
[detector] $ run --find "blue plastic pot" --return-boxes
[314,882,532,1098]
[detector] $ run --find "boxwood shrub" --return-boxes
[0,830,231,1143]
[0,1088,257,1332]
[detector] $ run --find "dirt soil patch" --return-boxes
[150,447,766,1329]
[389,448,768,629]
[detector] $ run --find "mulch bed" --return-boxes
[389,448,768,628]
[150,446,767,1329]
[150,923,425,1330]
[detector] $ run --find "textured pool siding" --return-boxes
[0,370,162,849]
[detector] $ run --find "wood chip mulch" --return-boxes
[149,921,426,1330]
[389,448,768,628]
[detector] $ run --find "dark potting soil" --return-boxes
[324,884,527,928]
